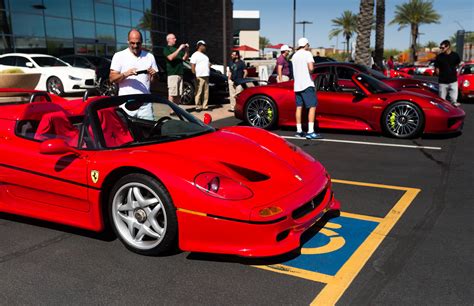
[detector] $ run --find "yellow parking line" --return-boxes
[254,264,334,284]
[311,183,421,305]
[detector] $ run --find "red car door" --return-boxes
[1,125,90,213]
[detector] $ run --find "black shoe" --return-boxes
[228,109,235,113]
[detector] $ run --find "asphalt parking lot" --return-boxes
[1,101,473,305]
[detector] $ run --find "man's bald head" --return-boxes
[128,29,143,42]
[166,33,177,46]
[127,29,143,56]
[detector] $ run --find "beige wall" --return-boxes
[239,30,259,58]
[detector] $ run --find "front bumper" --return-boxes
[177,177,340,257]
[423,107,466,134]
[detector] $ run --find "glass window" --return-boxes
[11,13,45,37]
[115,0,130,8]
[95,3,114,24]
[43,0,71,18]
[74,20,95,39]
[0,35,14,53]
[166,3,179,20]
[15,56,33,67]
[10,0,44,13]
[0,56,15,66]
[114,7,130,26]
[0,10,11,35]
[131,10,143,28]
[133,1,144,12]
[31,56,68,67]
[14,36,47,52]
[46,39,74,57]
[71,0,94,21]
[96,23,115,41]
[45,17,73,39]
[336,67,357,80]
[115,26,129,43]
[61,56,74,65]
[144,0,151,11]
[75,57,93,68]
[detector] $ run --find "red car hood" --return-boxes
[142,128,326,202]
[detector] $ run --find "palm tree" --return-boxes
[355,0,375,66]
[328,11,358,54]
[389,0,441,63]
[374,0,385,69]
[259,36,271,55]
[424,40,437,50]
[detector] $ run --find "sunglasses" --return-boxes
[129,42,142,46]
[439,46,446,49]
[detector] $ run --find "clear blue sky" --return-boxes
[234,0,474,50]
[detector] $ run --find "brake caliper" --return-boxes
[389,112,396,129]
[267,108,273,120]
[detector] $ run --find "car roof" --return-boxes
[0,53,56,58]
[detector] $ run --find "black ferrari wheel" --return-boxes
[245,95,278,130]
[180,81,195,105]
[382,101,424,139]
[46,76,65,96]
[109,173,178,256]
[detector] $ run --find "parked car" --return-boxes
[0,53,96,96]
[415,61,435,76]
[152,57,228,105]
[235,73,465,139]
[0,89,340,257]
[458,61,474,100]
[60,54,118,96]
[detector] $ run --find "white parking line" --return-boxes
[282,136,442,151]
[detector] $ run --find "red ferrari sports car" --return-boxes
[235,73,465,138]
[0,89,340,257]
[269,62,439,99]
[458,62,474,100]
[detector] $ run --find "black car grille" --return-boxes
[85,79,94,86]
[292,187,328,220]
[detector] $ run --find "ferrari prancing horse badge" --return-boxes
[91,170,99,184]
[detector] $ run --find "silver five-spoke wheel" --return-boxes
[109,174,177,255]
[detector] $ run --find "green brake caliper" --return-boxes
[389,112,396,129]
[267,108,273,120]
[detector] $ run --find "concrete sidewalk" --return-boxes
[179,102,235,122]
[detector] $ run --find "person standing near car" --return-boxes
[435,40,461,106]
[109,29,158,119]
[163,33,189,105]
[277,44,291,83]
[292,38,322,139]
[190,40,210,111]
[227,51,247,112]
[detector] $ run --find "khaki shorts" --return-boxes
[167,75,183,97]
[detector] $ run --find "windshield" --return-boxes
[32,56,68,67]
[460,64,474,75]
[86,94,214,149]
[356,64,388,79]
[355,73,397,94]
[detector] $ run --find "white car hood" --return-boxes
[39,66,96,79]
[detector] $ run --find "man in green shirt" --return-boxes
[163,33,189,105]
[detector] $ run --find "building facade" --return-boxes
[233,10,259,59]
[0,0,232,64]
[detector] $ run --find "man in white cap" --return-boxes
[190,40,210,111]
[277,44,291,83]
[292,37,322,139]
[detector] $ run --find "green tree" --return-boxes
[389,0,441,63]
[374,0,385,68]
[259,36,270,54]
[328,11,358,54]
[355,0,375,66]
[424,40,437,50]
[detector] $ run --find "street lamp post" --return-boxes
[293,0,296,48]
[296,21,313,37]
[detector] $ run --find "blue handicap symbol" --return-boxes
[282,216,379,276]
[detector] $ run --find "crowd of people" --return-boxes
[109,28,463,135]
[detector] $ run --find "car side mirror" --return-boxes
[26,62,34,68]
[40,139,80,156]
[352,89,365,98]
[203,113,212,125]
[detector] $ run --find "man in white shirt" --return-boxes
[292,37,322,139]
[190,40,210,111]
[109,29,158,120]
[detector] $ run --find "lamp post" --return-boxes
[292,0,296,48]
[296,21,313,37]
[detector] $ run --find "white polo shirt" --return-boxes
[292,49,315,92]
[110,48,158,95]
[190,51,210,77]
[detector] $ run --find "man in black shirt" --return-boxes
[434,40,461,106]
[227,51,247,112]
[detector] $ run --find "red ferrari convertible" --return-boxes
[0,89,340,257]
[235,73,465,138]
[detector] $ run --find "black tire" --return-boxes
[99,78,118,96]
[46,76,65,96]
[180,81,195,105]
[381,101,424,139]
[108,173,178,256]
[244,95,278,130]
